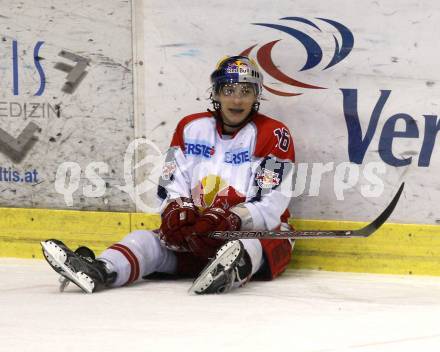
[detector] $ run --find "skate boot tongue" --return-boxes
[74,246,96,260]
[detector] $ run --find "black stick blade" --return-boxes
[351,182,404,237]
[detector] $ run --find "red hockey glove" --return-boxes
[193,207,242,233]
[159,197,198,251]
[186,207,242,258]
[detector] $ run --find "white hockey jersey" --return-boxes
[158,111,295,231]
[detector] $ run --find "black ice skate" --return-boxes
[41,239,115,293]
[189,240,252,294]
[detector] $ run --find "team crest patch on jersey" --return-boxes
[162,161,177,181]
[256,168,280,189]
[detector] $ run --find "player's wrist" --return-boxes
[229,204,253,230]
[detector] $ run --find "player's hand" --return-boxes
[193,207,241,234]
[185,207,241,258]
[159,197,198,251]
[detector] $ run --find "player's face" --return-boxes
[217,83,257,129]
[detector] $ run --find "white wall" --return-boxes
[1,0,438,225]
[0,0,135,210]
[141,0,440,224]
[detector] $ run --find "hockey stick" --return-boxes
[209,182,405,240]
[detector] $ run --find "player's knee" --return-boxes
[123,230,158,245]
[120,230,161,257]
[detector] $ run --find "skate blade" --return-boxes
[41,241,95,294]
[188,240,241,294]
[59,276,70,292]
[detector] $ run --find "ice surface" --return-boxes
[1,258,440,352]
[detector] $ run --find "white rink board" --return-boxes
[0,0,135,211]
[142,0,440,224]
[2,258,440,352]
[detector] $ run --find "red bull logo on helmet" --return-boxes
[226,60,250,74]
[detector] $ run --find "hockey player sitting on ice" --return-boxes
[41,55,295,294]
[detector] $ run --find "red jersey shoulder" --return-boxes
[171,112,213,148]
[252,113,295,161]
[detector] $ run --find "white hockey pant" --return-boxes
[98,230,263,288]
